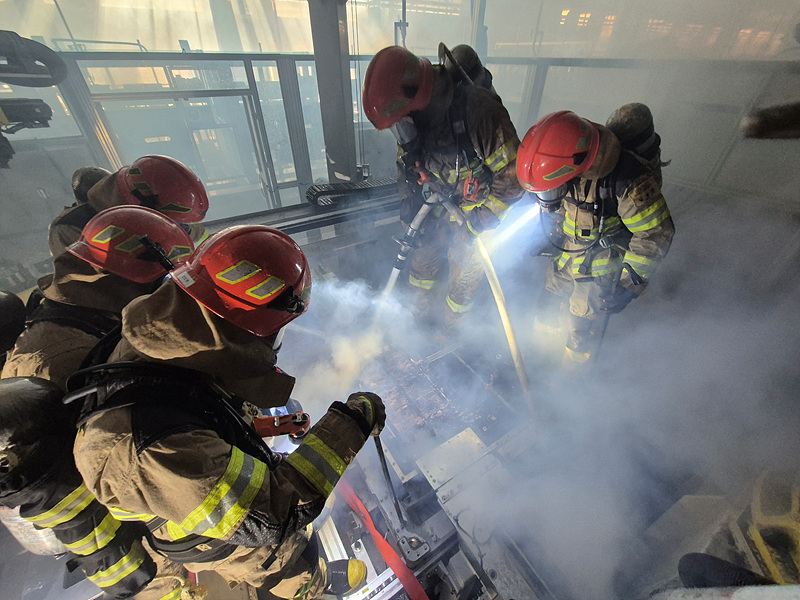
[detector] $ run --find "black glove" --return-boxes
[600,286,636,314]
[345,392,386,437]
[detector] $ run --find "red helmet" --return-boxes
[516,111,600,192]
[115,155,208,223]
[171,225,311,337]
[363,46,434,130]
[68,206,195,283]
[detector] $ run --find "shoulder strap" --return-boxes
[51,203,97,231]
[65,361,281,469]
[27,300,119,339]
[448,85,479,163]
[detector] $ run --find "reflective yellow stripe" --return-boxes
[285,434,347,497]
[563,214,579,237]
[446,296,474,314]
[108,508,157,521]
[179,447,267,539]
[484,195,509,218]
[157,588,182,600]
[484,139,519,172]
[622,252,659,278]
[409,275,435,290]
[87,540,147,588]
[466,220,480,236]
[563,348,592,365]
[563,214,623,240]
[622,197,670,232]
[25,484,94,528]
[293,567,322,598]
[64,512,121,556]
[556,253,570,269]
[573,255,619,277]
[166,521,189,541]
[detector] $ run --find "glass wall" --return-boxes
[0,0,314,54]
[0,83,81,140]
[98,95,265,220]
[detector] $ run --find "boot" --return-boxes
[325,559,367,597]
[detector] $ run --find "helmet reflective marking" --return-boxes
[216,260,262,285]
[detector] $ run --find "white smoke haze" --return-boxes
[454,186,800,599]
[280,277,422,419]
[277,180,800,600]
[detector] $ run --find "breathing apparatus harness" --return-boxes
[392,43,492,224]
[62,326,288,563]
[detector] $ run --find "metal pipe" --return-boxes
[650,586,800,599]
[374,437,407,528]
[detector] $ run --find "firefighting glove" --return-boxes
[600,286,636,314]
[344,392,386,437]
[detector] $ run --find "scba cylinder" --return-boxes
[0,505,66,555]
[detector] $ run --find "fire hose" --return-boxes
[437,196,534,416]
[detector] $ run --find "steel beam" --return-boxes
[307,0,358,184]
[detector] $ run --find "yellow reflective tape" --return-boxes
[158,202,192,214]
[622,198,670,232]
[157,588,183,600]
[25,484,93,527]
[544,165,576,181]
[179,447,244,532]
[446,295,474,314]
[484,195,509,217]
[216,260,262,284]
[466,220,480,236]
[179,447,266,539]
[199,459,265,540]
[91,225,126,245]
[485,139,518,172]
[409,275,435,290]
[88,540,147,588]
[109,508,156,521]
[293,567,321,599]
[563,347,592,365]
[114,235,144,254]
[246,275,286,300]
[303,434,347,477]
[167,245,192,261]
[64,512,121,555]
[748,523,787,585]
[622,252,659,268]
[285,452,334,497]
[167,521,189,541]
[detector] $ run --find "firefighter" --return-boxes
[0,377,159,598]
[70,225,383,600]
[49,155,209,258]
[2,205,195,390]
[517,108,674,368]
[363,45,523,330]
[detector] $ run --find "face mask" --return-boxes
[390,116,418,149]
[535,183,570,211]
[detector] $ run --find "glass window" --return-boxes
[253,60,297,186]
[97,95,266,220]
[79,61,249,94]
[0,83,81,140]
[296,61,326,183]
